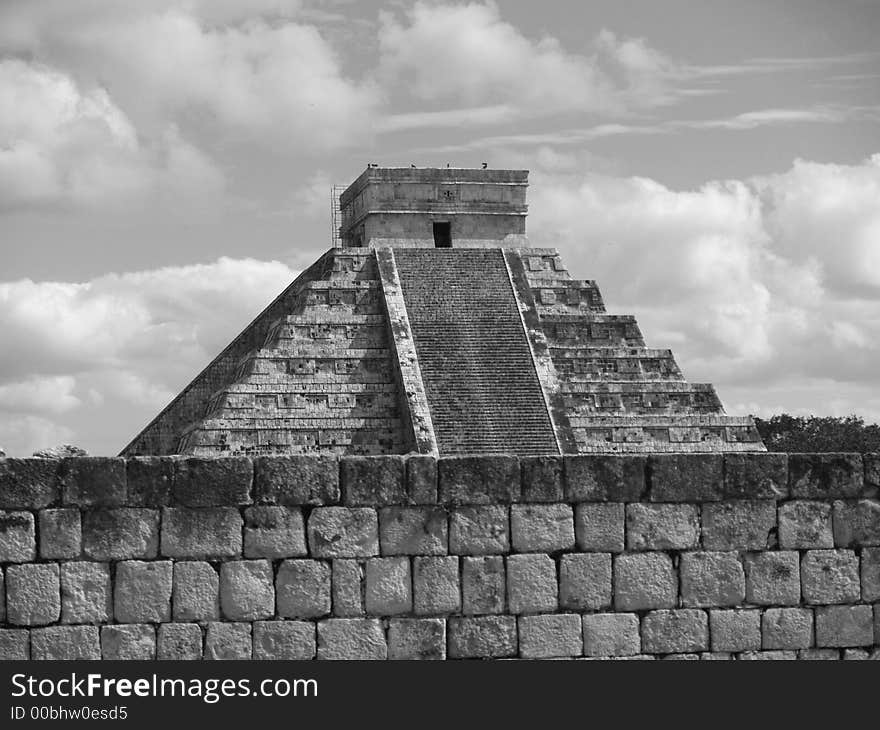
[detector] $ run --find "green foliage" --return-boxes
[753,414,880,453]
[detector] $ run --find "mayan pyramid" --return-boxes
[122,166,764,457]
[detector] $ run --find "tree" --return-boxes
[753,414,880,453]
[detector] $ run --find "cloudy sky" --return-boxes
[1,0,879,456]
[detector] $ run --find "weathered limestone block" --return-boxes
[413,556,460,615]
[564,455,646,502]
[789,454,863,499]
[276,559,331,618]
[582,613,641,657]
[0,458,60,509]
[574,503,624,552]
[253,621,316,660]
[61,457,127,507]
[680,552,745,607]
[254,455,339,505]
[614,553,677,610]
[39,508,81,559]
[520,456,564,502]
[379,506,447,555]
[739,650,797,660]
[308,507,378,558]
[510,504,574,552]
[799,648,840,660]
[0,511,35,562]
[205,622,252,660]
[172,456,252,506]
[0,629,30,659]
[860,547,880,602]
[439,456,520,504]
[832,499,880,547]
[700,652,733,660]
[642,609,709,654]
[101,624,156,660]
[449,506,509,555]
[342,456,406,506]
[161,507,242,559]
[6,563,60,626]
[82,508,159,560]
[387,618,446,660]
[723,453,788,499]
[220,560,275,621]
[61,562,112,624]
[114,560,172,623]
[243,506,306,558]
[365,557,412,615]
[461,556,506,614]
[172,561,218,621]
[778,501,833,549]
[506,553,557,614]
[649,455,723,502]
[709,609,761,652]
[762,607,814,650]
[317,618,387,660]
[332,560,364,616]
[126,457,173,507]
[744,551,801,605]
[31,626,100,660]
[701,500,776,550]
[519,614,582,658]
[447,616,517,658]
[815,605,874,647]
[801,549,860,604]
[157,624,202,660]
[405,455,437,504]
[559,553,611,611]
[626,504,699,550]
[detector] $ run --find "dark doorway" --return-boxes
[433,221,452,248]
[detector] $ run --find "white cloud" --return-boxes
[0,414,74,458]
[0,375,80,415]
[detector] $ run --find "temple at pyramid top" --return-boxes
[121,165,765,456]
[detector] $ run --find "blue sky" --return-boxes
[1,0,879,455]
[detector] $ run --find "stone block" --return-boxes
[413,556,460,615]
[308,507,378,558]
[649,454,723,502]
[254,455,339,505]
[61,457,127,507]
[790,454,865,500]
[0,630,29,659]
[709,609,760,652]
[31,626,100,660]
[405,455,437,504]
[574,503,624,552]
[815,605,874,647]
[276,559,331,618]
[861,547,880,601]
[341,456,406,506]
[626,503,699,550]
[700,652,732,660]
[519,614,582,658]
[82,508,159,560]
[680,552,745,607]
[332,560,363,616]
[61,562,112,624]
[799,649,840,660]
[449,506,509,555]
[161,507,242,559]
[447,616,517,658]
[439,456,520,504]
[172,561,219,621]
[520,456,564,502]
[642,609,709,654]
[0,570,4,624]
[244,506,306,558]
[778,501,833,549]
[379,506,447,556]
[317,618,386,660]
[701,501,776,550]
[387,618,446,660]
[739,650,797,660]
[114,560,172,623]
[510,504,574,552]
[744,551,801,605]
[801,549,860,604]
[564,455,646,502]
[559,553,612,611]
[220,560,275,621]
[158,624,202,660]
[205,622,252,660]
[6,563,60,626]
[172,456,252,506]
[0,511,35,562]
[365,557,411,615]
[762,607,813,650]
[723,453,788,499]
[582,613,641,657]
[832,499,880,547]
[253,621,316,660]
[0,458,60,509]
[461,556,505,614]
[38,508,81,559]
[101,624,156,660]
[506,553,557,614]
[125,456,173,507]
[614,553,677,610]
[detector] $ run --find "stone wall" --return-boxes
[0,453,878,660]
